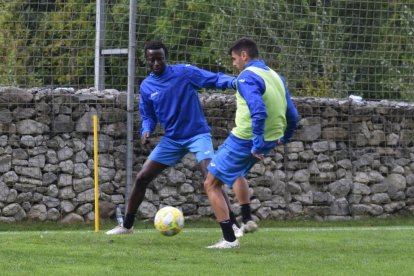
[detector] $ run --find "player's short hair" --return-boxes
[228,38,259,59]
[144,41,168,58]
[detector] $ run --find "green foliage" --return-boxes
[30,0,96,87]
[328,1,414,100]
[0,0,412,100]
[296,77,335,98]
[0,1,42,86]
[0,0,95,87]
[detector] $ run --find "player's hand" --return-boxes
[277,139,284,145]
[141,132,151,145]
[251,152,265,160]
[251,134,265,160]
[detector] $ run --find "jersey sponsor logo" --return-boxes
[150,91,159,98]
[238,79,246,83]
[204,150,211,154]
[210,162,216,167]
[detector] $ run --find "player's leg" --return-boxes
[107,137,183,235]
[123,160,168,227]
[106,159,168,234]
[191,134,241,234]
[199,159,241,229]
[202,139,244,248]
[233,176,250,205]
[204,172,239,249]
[233,176,258,233]
[207,140,259,238]
[219,187,243,237]
[231,147,274,233]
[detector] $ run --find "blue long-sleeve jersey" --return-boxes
[139,64,236,140]
[228,59,299,150]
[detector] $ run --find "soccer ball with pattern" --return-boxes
[154,206,184,236]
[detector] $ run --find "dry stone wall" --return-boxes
[0,87,413,223]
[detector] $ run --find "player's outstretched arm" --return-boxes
[184,65,236,90]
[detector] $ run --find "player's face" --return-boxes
[231,50,247,72]
[146,49,166,75]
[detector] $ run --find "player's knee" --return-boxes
[203,179,211,193]
[135,170,154,187]
[203,177,219,194]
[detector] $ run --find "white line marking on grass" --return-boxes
[1,226,413,235]
[261,226,414,232]
[181,226,414,233]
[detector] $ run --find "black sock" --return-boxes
[219,220,236,242]
[229,211,240,228]
[241,204,252,224]
[123,213,135,229]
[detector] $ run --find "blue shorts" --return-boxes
[208,141,273,188]
[148,133,214,166]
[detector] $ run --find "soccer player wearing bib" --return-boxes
[106,41,243,236]
[205,38,299,249]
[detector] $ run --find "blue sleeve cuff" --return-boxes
[251,134,265,153]
[140,127,151,136]
[231,78,237,90]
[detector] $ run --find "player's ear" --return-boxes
[241,50,249,61]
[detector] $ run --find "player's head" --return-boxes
[228,38,259,72]
[144,41,168,75]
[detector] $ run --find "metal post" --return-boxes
[94,0,105,90]
[125,0,137,211]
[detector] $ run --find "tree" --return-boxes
[0,0,412,100]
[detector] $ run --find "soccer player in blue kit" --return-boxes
[204,38,299,249]
[107,41,243,235]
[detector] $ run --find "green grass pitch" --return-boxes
[0,218,413,275]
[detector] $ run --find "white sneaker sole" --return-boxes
[206,239,240,249]
[105,226,133,235]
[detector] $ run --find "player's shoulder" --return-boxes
[139,77,152,94]
[171,64,200,78]
[173,63,197,71]
[238,68,257,82]
[140,77,149,87]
